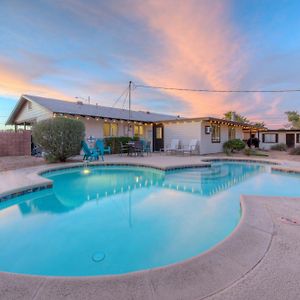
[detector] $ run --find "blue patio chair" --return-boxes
[81,141,99,161]
[96,139,111,154]
[95,139,111,161]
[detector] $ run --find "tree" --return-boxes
[251,121,266,128]
[285,111,300,129]
[224,111,265,128]
[32,117,85,162]
[224,111,249,123]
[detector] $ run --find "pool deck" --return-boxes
[0,154,300,299]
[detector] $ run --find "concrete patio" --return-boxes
[0,154,300,299]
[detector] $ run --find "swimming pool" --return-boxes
[0,162,299,276]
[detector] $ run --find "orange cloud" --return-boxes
[0,68,65,100]
[129,0,247,117]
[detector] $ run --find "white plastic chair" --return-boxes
[178,139,199,155]
[164,139,180,154]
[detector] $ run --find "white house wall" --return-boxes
[200,121,244,154]
[15,100,52,124]
[163,121,245,155]
[163,121,201,149]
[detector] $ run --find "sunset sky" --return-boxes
[1,0,300,128]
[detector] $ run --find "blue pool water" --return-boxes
[0,162,300,276]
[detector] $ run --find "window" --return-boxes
[111,123,118,137]
[228,127,236,140]
[211,125,221,143]
[103,123,118,137]
[205,126,211,134]
[262,133,278,143]
[156,127,162,139]
[134,125,144,137]
[297,134,300,143]
[103,123,110,137]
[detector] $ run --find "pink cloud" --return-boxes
[128,0,248,117]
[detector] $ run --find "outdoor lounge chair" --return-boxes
[95,139,111,161]
[162,139,180,154]
[95,139,111,160]
[177,139,199,155]
[81,141,99,161]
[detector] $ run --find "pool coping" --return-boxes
[0,156,299,299]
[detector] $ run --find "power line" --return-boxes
[133,83,300,93]
[111,86,129,108]
[121,89,129,109]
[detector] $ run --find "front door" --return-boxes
[152,124,164,151]
[286,134,295,148]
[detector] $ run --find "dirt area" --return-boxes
[0,156,46,171]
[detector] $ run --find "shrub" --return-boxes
[223,139,246,154]
[270,143,287,151]
[104,136,139,154]
[32,117,85,162]
[290,146,300,155]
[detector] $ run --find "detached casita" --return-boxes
[7,95,267,155]
[260,130,300,150]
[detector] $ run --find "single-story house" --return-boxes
[259,129,300,150]
[6,94,264,154]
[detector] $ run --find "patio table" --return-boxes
[126,141,143,156]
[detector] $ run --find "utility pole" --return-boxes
[128,81,132,121]
[127,81,132,137]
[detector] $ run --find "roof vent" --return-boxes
[146,111,150,114]
[77,101,83,105]
[177,115,180,118]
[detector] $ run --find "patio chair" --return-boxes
[144,141,151,156]
[119,142,129,156]
[95,139,111,161]
[134,140,143,156]
[81,141,99,161]
[162,139,180,155]
[177,139,199,155]
[96,139,111,154]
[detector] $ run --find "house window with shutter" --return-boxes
[262,133,278,143]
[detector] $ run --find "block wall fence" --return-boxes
[0,130,31,156]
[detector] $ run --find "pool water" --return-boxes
[0,162,300,276]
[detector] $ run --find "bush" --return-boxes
[104,136,139,154]
[290,146,300,155]
[32,117,85,162]
[223,139,246,154]
[270,143,287,151]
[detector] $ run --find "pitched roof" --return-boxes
[7,94,180,124]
